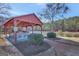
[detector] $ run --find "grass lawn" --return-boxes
[0,38,6,46]
[56,32,79,42]
[58,36,79,42]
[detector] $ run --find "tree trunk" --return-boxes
[50,20,54,32]
[61,19,65,31]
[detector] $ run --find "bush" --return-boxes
[47,32,56,38]
[28,33,44,45]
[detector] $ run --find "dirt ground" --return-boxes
[0,38,7,46]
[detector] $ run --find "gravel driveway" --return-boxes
[37,38,79,56]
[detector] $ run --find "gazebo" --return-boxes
[3,13,43,43]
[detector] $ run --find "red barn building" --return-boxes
[3,13,43,43]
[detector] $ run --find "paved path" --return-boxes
[37,38,79,56]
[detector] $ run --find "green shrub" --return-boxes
[47,32,56,38]
[28,33,44,45]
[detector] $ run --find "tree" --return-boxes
[0,3,11,37]
[0,3,11,25]
[0,3,11,16]
[53,16,79,32]
[39,3,69,31]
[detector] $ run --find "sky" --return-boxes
[9,3,79,22]
[10,3,45,16]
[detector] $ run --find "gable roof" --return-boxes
[4,13,43,27]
